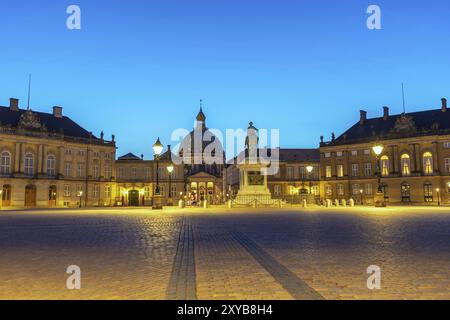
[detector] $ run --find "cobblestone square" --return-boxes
[0,207,449,300]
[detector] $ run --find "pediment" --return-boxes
[187,171,217,180]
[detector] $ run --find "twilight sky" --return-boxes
[1,0,450,158]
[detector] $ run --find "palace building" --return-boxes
[320,98,450,205]
[0,98,116,208]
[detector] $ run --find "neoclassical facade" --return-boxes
[320,98,450,205]
[0,98,116,208]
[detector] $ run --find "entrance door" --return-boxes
[25,185,37,207]
[49,185,57,206]
[2,185,11,207]
[401,183,411,202]
[128,190,140,206]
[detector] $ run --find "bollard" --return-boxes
[325,199,331,207]
[178,199,185,208]
[335,199,340,207]
[349,198,355,207]
[227,200,232,209]
[203,200,208,209]
[341,199,346,206]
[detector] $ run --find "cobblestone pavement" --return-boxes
[0,207,449,300]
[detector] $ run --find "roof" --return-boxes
[330,106,450,145]
[118,153,142,161]
[0,105,99,140]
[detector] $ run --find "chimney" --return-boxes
[53,106,63,118]
[383,106,389,120]
[9,98,19,111]
[360,110,367,125]
[442,98,447,112]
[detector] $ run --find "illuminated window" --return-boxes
[352,184,360,195]
[401,154,411,176]
[336,151,343,157]
[424,182,433,202]
[445,158,450,173]
[0,151,11,175]
[401,182,411,202]
[380,155,390,177]
[365,183,373,195]
[351,163,359,177]
[337,184,344,196]
[364,163,372,176]
[423,152,433,175]
[447,182,450,193]
[326,166,332,178]
[351,150,358,156]
[325,184,332,196]
[104,185,111,198]
[324,153,331,158]
[64,185,71,197]
[274,185,281,196]
[337,165,344,177]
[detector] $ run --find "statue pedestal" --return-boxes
[374,191,387,207]
[152,195,163,210]
[234,163,275,205]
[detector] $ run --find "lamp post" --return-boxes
[152,137,164,210]
[306,165,314,194]
[372,143,386,207]
[78,191,83,208]
[360,189,364,206]
[0,189,3,210]
[436,188,441,206]
[167,163,174,206]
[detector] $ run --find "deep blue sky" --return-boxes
[1,0,450,158]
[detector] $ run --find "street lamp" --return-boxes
[78,191,83,208]
[306,165,314,195]
[372,143,386,207]
[436,188,441,206]
[360,189,364,205]
[152,137,164,210]
[167,163,174,206]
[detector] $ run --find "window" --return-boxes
[444,142,450,149]
[401,183,411,202]
[158,167,165,178]
[65,149,72,155]
[144,186,151,198]
[324,152,331,158]
[337,184,344,196]
[78,150,85,157]
[0,151,11,175]
[381,155,390,177]
[47,155,56,176]
[93,151,100,158]
[351,150,358,156]
[351,164,359,177]
[274,185,281,196]
[286,167,294,179]
[352,184,360,195]
[365,183,373,195]
[401,154,411,176]
[364,149,370,155]
[171,186,177,198]
[118,167,124,179]
[93,165,99,178]
[423,152,433,175]
[104,185,111,198]
[65,163,72,177]
[104,166,111,179]
[132,167,137,179]
[326,166,332,178]
[64,185,71,197]
[24,153,34,176]
[77,163,85,178]
[336,151,343,157]
[364,163,372,176]
[93,185,99,198]
[445,158,450,173]
[337,165,344,177]
[299,167,306,179]
[145,167,151,180]
[76,185,83,196]
[325,185,333,196]
[424,182,433,202]
[159,185,166,197]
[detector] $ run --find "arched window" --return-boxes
[24,153,34,176]
[47,154,56,176]
[401,182,411,202]
[0,151,11,175]
[401,154,411,176]
[381,155,390,177]
[423,152,433,175]
[424,182,433,202]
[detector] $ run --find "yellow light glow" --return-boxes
[436,188,440,192]
[306,165,314,173]
[372,144,384,156]
[167,164,174,173]
[153,137,164,156]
